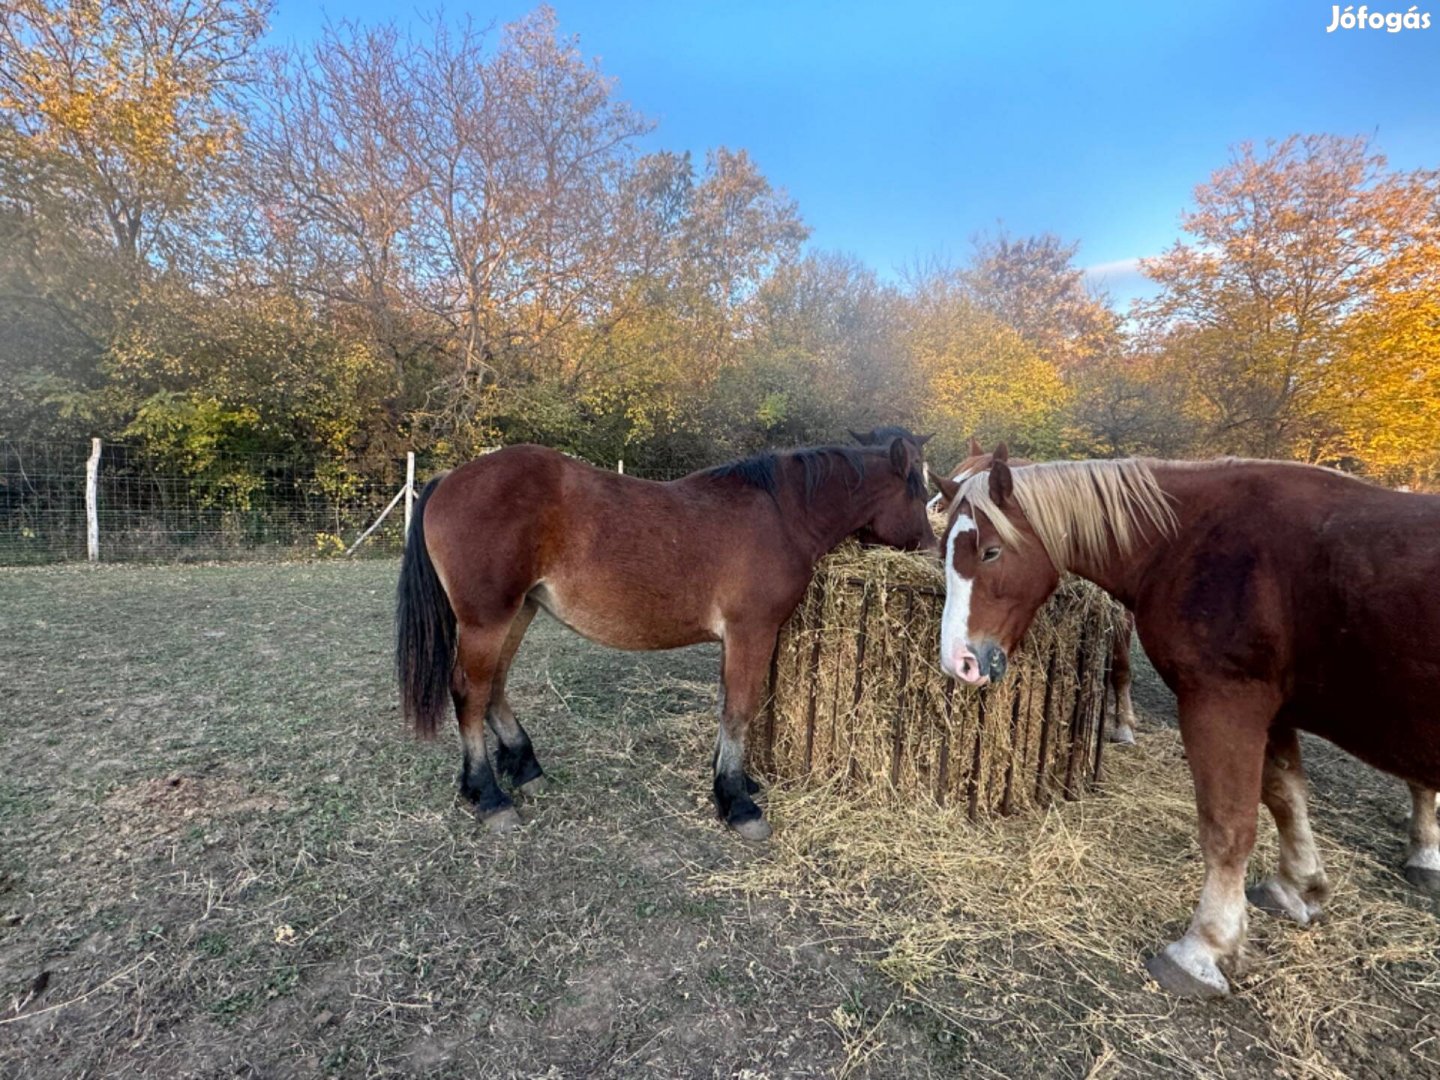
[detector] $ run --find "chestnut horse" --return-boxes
[935,447,1440,997]
[396,438,937,839]
[932,439,1141,744]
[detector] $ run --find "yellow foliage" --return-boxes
[0,0,265,256]
[905,286,1071,461]
[1330,278,1440,487]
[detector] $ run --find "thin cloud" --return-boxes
[1083,256,1146,278]
[1083,255,1161,309]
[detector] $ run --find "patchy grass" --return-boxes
[1,562,1437,1078]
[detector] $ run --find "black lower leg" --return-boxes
[460,747,513,818]
[712,748,762,826]
[490,717,545,787]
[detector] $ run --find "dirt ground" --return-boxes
[2,562,1438,1078]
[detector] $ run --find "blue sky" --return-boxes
[267,1,1440,307]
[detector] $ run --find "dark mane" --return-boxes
[705,445,926,503]
[706,446,864,503]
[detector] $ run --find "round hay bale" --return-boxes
[756,541,1127,817]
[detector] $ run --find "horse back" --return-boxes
[421,445,804,649]
[1141,464,1440,785]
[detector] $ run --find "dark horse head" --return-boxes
[851,426,934,460]
[852,435,938,553]
[711,434,939,554]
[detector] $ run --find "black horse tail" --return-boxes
[396,474,456,738]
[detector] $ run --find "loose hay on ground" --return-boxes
[718,726,1440,1078]
[727,540,1440,1076]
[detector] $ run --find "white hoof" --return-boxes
[1405,846,1440,892]
[1144,938,1231,998]
[1246,878,1320,926]
[1108,725,1136,746]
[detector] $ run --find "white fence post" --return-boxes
[404,450,416,535]
[617,458,624,475]
[85,437,101,562]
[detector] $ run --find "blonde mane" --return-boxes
[955,459,1177,570]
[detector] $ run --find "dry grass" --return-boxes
[5,562,1439,1078]
[712,728,1440,1077]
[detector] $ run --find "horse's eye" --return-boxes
[982,546,1002,563]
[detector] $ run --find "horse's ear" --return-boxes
[932,471,960,504]
[968,435,984,456]
[989,443,1013,505]
[888,436,914,477]
[916,432,934,446]
[850,429,875,446]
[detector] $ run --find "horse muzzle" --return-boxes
[949,640,1008,686]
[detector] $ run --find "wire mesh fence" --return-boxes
[0,440,702,565]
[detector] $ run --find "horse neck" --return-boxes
[1052,480,1179,608]
[777,455,887,562]
[1063,538,1152,609]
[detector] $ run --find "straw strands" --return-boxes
[757,541,1127,816]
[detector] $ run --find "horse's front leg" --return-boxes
[713,625,777,841]
[1145,686,1275,998]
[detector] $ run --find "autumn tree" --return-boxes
[963,231,1120,373]
[1066,348,1203,458]
[0,0,269,265]
[902,265,1071,465]
[247,8,651,447]
[546,151,809,463]
[1326,204,1440,486]
[0,0,270,440]
[1136,135,1437,462]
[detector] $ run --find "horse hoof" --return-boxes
[1144,943,1230,998]
[519,775,550,798]
[1404,863,1440,894]
[1108,726,1137,746]
[481,806,523,834]
[731,816,772,842]
[1246,879,1315,926]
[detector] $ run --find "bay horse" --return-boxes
[396,437,938,840]
[931,439,1141,744]
[933,446,1440,997]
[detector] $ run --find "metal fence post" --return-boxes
[404,451,415,536]
[85,438,101,562]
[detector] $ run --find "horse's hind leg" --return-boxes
[452,616,523,833]
[1246,727,1330,925]
[1108,615,1137,745]
[713,625,775,842]
[486,599,548,796]
[1403,782,1440,893]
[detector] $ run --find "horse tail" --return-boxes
[395,473,456,738]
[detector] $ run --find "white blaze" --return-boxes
[939,514,975,677]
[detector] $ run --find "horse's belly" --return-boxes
[1294,679,1440,789]
[529,581,715,651]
